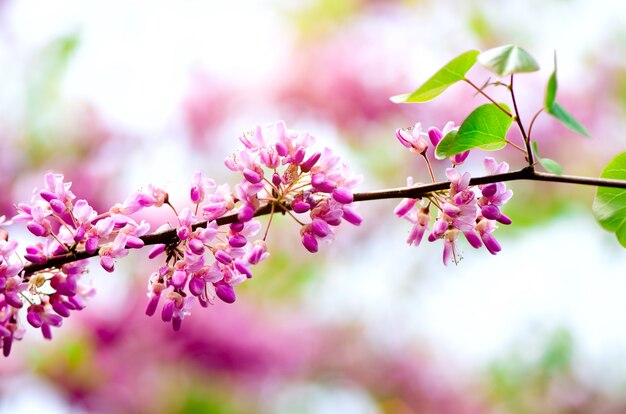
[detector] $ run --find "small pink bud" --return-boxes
[171,270,187,288]
[228,234,247,248]
[243,168,263,184]
[272,173,283,188]
[50,199,66,214]
[188,238,205,255]
[300,152,321,172]
[332,187,353,204]
[125,235,144,249]
[301,232,318,253]
[148,244,166,259]
[275,141,288,157]
[27,222,48,237]
[145,294,161,316]
[292,201,311,214]
[311,218,330,237]
[427,127,443,147]
[293,146,306,165]
[215,282,236,304]
[481,183,498,198]
[189,276,205,296]
[341,207,362,226]
[215,250,232,265]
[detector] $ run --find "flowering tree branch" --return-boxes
[21,166,626,276]
[4,44,626,358]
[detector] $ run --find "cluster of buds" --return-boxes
[225,120,363,252]
[144,173,269,331]
[395,122,513,265]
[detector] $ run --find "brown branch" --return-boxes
[21,166,626,276]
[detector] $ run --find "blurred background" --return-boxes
[2,0,626,413]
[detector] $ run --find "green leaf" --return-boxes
[532,141,563,175]
[548,102,590,137]
[390,50,479,103]
[544,53,590,137]
[477,45,539,77]
[539,158,563,175]
[592,152,626,247]
[435,103,512,158]
[545,53,557,109]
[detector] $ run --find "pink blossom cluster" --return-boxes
[395,123,513,265]
[225,120,363,253]
[144,172,270,331]
[0,173,157,355]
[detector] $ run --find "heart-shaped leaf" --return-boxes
[593,152,626,247]
[477,45,539,77]
[435,103,512,158]
[391,50,479,103]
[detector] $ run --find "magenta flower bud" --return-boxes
[100,256,115,273]
[442,203,461,217]
[243,168,263,184]
[177,226,190,240]
[188,238,205,255]
[190,185,202,204]
[432,219,448,238]
[293,146,306,165]
[332,187,354,204]
[395,128,412,149]
[215,250,232,265]
[51,300,70,318]
[234,260,253,279]
[27,222,48,237]
[300,152,321,172]
[497,214,512,225]
[311,218,330,237]
[275,141,288,157]
[228,234,247,248]
[125,235,144,249]
[452,150,470,165]
[301,232,318,253]
[324,210,343,226]
[230,222,245,232]
[215,282,236,304]
[73,226,86,242]
[464,231,483,249]
[427,127,443,147]
[40,190,58,202]
[24,253,46,264]
[292,201,311,214]
[481,183,498,198]
[4,291,22,309]
[247,242,268,265]
[172,317,183,331]
[314,179,337,193]
[148,244,166,259]
[49,199,66,214]
[394,198,416,217]
[341,207,362,226]
[41,324,52,340]
[481,232,501,255]
[270,173,282,189]
[189,276,205,296]
[237,204,255,223]
[171,270,187,288]
[27,310,43,328]
[481,204,501,220]
[161,300,175,322]
[145,294,160,316]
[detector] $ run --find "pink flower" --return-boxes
[396,123,428,154]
